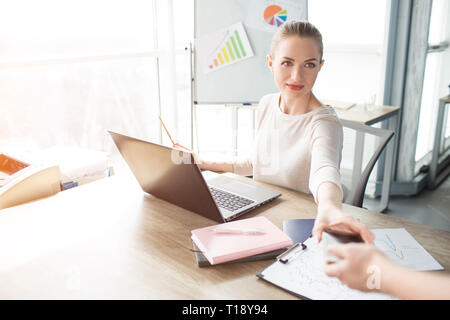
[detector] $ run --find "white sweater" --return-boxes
[232,92,343,202]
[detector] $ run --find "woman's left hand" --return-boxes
[312,204,374,244]
[324,243,391,292]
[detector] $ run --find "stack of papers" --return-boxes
[30,146,110,188]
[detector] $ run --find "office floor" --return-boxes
[364,175,450,232]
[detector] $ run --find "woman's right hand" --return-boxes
[313,203,375,244]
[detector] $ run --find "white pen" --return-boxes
[211,227,266,235]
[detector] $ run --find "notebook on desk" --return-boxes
[192,242,286,267]
[191,216,293,265]
[282,219,315,244]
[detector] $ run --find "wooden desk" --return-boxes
[333,103,400,212]
[0,172,448,299]
[334,104,400,126]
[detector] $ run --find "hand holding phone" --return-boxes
[323,230,363,263]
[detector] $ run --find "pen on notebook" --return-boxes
[211,227,266,235]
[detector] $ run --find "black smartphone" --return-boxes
[323,230,363,263]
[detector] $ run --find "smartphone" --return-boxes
[323,230,363,263]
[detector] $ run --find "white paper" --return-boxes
[372,228,444,271]
[245,0,307,33]
[196,22,254,74]
[30,145,109,184]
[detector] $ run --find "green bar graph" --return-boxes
[230,36,241,59]
[234,30,246,57]
[208,23,252,71]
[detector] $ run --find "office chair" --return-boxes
[340,119,394,208]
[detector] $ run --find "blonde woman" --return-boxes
[199,21,373,243]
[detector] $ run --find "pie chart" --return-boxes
[264,5,287,27]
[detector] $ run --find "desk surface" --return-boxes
[441,95,450,103]
[0,173,449,299]
[334,104,400,125]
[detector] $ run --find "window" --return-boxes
[308,0,388,104]
[309,0,389,195]
[0,0,194,161]
[415,0,450,171]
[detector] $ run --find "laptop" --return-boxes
[109,131,281,222]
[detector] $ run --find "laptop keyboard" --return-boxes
[209,187,255,212]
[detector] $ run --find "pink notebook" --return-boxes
[191,216,293,265]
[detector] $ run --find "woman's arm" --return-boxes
[308,118,374,243]
[382,266,450,300]
[324,243,450,300]
[197,156,253,176]
[172,143,251,174]
[198,160,233,173]
[313,182,374,243]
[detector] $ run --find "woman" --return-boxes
[199,21,373,243]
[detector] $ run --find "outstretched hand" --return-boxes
[312,205,374,244]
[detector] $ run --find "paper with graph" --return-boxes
[372,229,443,271]
[196,22,254,74]
[258,228,443,300]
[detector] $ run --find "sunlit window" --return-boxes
[0,0,194,158]
[415,0,450,167]
[309,0,388,104]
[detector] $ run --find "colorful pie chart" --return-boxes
[264,5,287,27]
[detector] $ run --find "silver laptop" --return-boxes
[109,131,281,222]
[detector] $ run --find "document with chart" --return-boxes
[257,228,443,300]
[371,228,443,271]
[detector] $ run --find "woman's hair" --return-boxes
[270,21,323,61]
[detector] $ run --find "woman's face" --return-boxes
[267,36,324,100]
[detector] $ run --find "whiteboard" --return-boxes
[194,0,308,104]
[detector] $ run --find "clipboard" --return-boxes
[256,242,311,300]
[256,237,394,300]
[257,241,311,300]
